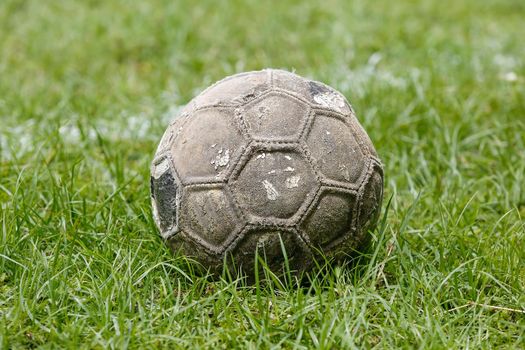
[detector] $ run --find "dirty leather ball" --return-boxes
[151,69,383,279]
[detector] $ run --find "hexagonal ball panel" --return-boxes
[228,227,312,276]
[155,113,192,155]
[193,71,269,108]
[357,162,384,233]
[155,125,173,155]
[349,118,380,158]
[180,185,242,253]
[167,232,223,274]
[272,70,352,115]
[151,157,179,236]
[172,108,247,183]
[240,92,310,141]
[306,114,366,185]
[231,149,319,219]
[299,188,357,249]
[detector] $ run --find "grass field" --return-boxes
[1,0,524,348]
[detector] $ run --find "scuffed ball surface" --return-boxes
[151,69,383,276]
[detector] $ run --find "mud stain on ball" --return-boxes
[262,180,279,201]
[285,175,301,189]
[210,147,230,170]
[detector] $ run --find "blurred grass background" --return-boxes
[0,0,524,348]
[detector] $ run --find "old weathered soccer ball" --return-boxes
[151,69,383,277]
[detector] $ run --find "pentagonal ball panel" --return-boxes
[229,227,312,276]
[306,114,366,184]
[299,188,357,249]
[180,185,242,252]
[272,70,352,115]
[193,71,269,108]
[172,108,246,182]
[151,157,179,236]
[231,149,318,219]
[241,92,310,141]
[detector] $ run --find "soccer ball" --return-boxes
[150,69,383,277]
